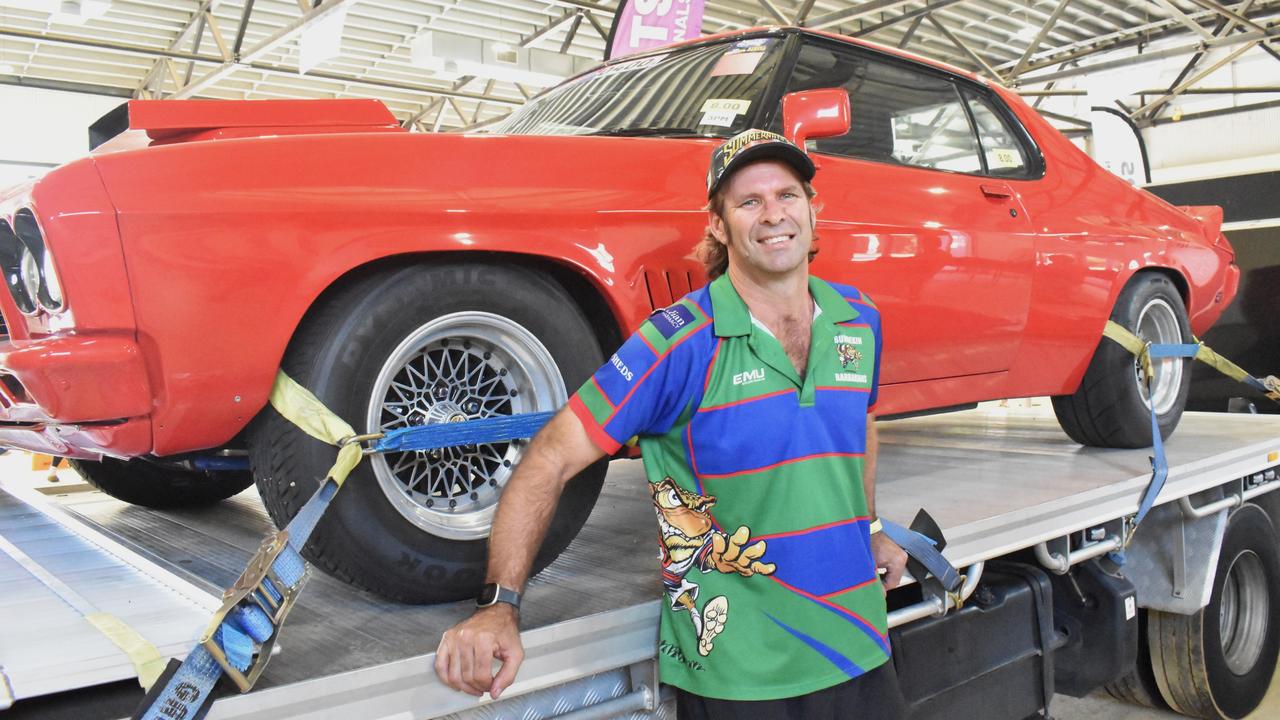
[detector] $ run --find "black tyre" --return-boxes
[68,457,253,508]
[249,263,608,604]
[1148,504,1280,719]
[1103,609,1171,711]
[1053,273,1192,448]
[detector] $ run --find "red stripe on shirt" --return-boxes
[751,515,870,542]
[703,338,722,393]
[822,576,881,599]
[767,574,887,640]
[698,388,795,413]
[590,376,615,410]
[699,452,864,480]
[568,395,622,454]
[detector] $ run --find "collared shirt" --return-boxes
[569,274,887,701]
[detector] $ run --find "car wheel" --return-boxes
[249,263,608,603]
[1147,504,1280,719]
[1052,273,1192,448]
[68,457,253,508]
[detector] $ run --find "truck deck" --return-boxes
[4,408,1279,719]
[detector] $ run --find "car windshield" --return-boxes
[488,37,786,137]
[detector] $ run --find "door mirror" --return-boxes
[781,88,851,149]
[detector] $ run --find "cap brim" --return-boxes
[708,142,816,198]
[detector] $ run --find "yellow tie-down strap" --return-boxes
[84,612,167,690]
[267,371,366,486]
[1102,320,1280,402]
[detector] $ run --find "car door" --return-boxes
[775,39,1038,386]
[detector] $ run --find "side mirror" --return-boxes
[781,88,851,149]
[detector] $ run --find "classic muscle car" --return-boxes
[0,27,1238,602]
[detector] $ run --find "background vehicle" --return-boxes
[0,27,1237,602]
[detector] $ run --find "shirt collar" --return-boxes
[710,273,859,338]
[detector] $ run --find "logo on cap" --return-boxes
[706,128,816,198]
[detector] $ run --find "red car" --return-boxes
[0,27,1237,602]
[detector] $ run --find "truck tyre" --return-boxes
[250,263,608,603]
[1103,610,1170,710]
[1052,273,1191,448]
[68,458,253,508]
[1147,503,1280,719]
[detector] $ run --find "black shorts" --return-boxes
[673,659,908,720]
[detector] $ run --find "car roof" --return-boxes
[604,26,989,88]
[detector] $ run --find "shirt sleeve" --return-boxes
[867,298,883,412]
[568,304,708,453]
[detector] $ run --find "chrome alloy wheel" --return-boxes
[1219,549,1270,675]
[366,311,566,540]
[1133,297,1185,415]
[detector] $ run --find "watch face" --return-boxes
[477,584,498,605]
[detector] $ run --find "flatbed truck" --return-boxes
[3,407,1279,720]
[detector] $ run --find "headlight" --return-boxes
[19,246,40,314]
[39,248,63,311]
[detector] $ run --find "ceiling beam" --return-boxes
[898,15,926,48]
[926,13,1004,81]
[1145,0,1256,121]
[1011,0,1073,78]
[850,0,969,37]
[171,0,356,99]
[1017,24,1280,83]
[793,0,819,25]
[758,0,788,25]
[1128,39,1260,119]
[807,1,921,31]
[1186,0,1270,33]
[1147,0,1217,40]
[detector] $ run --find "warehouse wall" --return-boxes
[0,85,120,188]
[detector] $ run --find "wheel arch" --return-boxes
[280,251,627,397]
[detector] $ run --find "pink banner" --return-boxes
[606,0,705,60]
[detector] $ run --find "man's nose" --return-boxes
[760,197,785,224]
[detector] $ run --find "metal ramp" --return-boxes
[0,477,220,708]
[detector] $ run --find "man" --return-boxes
[435,128,909,718]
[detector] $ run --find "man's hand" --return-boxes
[872,532,908,589]
[709,526,776,577]
[434,605,523,699]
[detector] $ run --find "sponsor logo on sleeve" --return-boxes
[650,304,697,339]
[610,353,634,382]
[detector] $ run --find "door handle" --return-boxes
[980,183,1013,199]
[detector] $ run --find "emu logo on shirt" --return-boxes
[732,368,766,386]
[610,353,634,381]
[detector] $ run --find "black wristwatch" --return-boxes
[476,583,521,611]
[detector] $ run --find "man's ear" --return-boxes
[708,210,729,246]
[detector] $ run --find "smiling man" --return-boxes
[435,128,908,719]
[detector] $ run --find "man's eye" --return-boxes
[740,198,759,208]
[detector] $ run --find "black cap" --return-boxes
[706,128,816,199]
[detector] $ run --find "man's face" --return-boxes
[708,159,815,284]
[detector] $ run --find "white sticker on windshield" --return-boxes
[699,110,737,127]
[700,98,751,115]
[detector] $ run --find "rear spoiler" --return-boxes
[89,99,402,151]
[1178,204,1233,256]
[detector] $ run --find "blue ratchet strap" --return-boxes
[373,411,556,453]
[132,479,338,720]
[1107,341,1200,567]
[882,519,963,594]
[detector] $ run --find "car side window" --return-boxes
[963,90,1033,178]
[779,41,984,174]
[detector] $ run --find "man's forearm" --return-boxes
[485,408,605,591]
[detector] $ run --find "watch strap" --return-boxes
[477,583,521,610]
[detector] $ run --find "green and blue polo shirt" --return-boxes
[568,273,887,701]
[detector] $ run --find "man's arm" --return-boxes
[865,413,907,589]
[434,407,606,699]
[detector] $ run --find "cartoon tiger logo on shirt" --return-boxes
[650,477,777,656]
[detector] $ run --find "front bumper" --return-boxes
[0,332,152,457]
